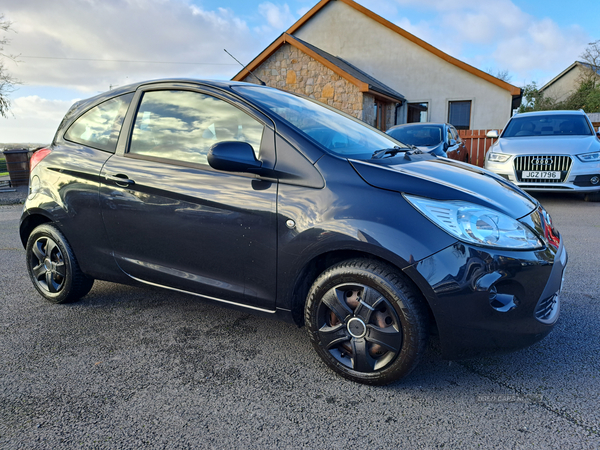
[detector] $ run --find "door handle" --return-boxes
[106,174,135,187]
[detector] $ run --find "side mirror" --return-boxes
[208,141,262,173]
[449,138,457,147]
[486,130,499,139]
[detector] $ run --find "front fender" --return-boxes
[274,158,456,312]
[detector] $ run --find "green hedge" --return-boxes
[0,157,7,175]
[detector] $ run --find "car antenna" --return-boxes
[224,49,266,86]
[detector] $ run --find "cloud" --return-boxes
[2,0,260,93]
[258,2,296,30]
[2,96,75,143]
[388,0,590,85]
[493,20,587,82]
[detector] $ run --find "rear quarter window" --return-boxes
[64,93,134,152]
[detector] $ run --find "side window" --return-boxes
[129,90,264,165]
[65,93,134,153]
[448,126,459,143]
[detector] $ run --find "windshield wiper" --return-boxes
[371,145,423,159]
[371,146,409,159]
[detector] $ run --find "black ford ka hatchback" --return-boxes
[20,79,567,385]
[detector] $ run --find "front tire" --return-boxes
[26,224,94,304]
[305,259,428,385]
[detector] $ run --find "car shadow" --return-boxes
[69,279,586,397]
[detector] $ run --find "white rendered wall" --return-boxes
[293,1,514,129]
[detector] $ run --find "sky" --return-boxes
[1,0,598,143]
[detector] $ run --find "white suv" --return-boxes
[484,110,600,202]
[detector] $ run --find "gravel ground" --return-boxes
[1,193,599,449]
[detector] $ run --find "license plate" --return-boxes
[522,171,560,179]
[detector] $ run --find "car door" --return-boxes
[99,85,277,310]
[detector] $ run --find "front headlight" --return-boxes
[576,151,600,162]
[405,196,543,250]
[487,152,511,163]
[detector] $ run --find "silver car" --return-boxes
[484,110,600,202]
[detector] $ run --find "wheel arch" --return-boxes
[19,212,54,248]
[288,249,436,331]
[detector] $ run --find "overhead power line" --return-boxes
[18,55,239,66]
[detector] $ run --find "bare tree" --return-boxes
[579,39,600,89]
[1,14,20,118]
[580,40,600,68]
[486,68,512,83]
[566,39,600,111]
[520,40,600,113]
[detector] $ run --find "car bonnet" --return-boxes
[349,156,537,219]
[495,135,600,155]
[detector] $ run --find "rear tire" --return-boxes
[26,224,94,304]
[305,258,429,385]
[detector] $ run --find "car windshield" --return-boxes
[503,114,593,137]
[233,85,408,158]
[388,125,444,147]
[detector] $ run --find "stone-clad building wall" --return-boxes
[241,44,365,121]
[361,94,396,131]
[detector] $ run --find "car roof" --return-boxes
[513,110,585,118]
[76,78,265,107]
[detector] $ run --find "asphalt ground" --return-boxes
[0,193,599,449]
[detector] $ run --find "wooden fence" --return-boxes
[458,129,498,167]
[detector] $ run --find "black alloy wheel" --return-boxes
[305,259,429,385]
[26,224,94,304]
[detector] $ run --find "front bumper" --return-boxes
[404,209,567,360]
[485,156,600,194]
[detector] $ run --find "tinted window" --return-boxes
[448,126,460,142]
[233,85,407,159]
[65,93,134,152]
[503,114,593,137]
[388,125,443,146]
[129,90,264,165]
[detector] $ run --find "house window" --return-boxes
[448,101,471,130]
[407,102,428,123]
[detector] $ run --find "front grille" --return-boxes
[514,155,572,183]
[534,293,560,324]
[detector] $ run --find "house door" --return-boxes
[375,100,387,131]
